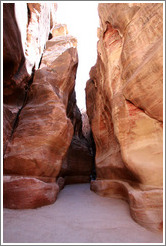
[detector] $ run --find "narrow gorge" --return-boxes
[3,2,163,240]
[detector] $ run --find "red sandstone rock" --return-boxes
[3,3,58,160]
[3,3,78,209]
[86,3,163,231]
[4,39,78,179]
[3,3,29,95]
[3,3,30,157]
[3,176,59,209]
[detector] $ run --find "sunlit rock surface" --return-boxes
[26,3,57,73]
[51,23,68,37]
[4,45,78,177]
[3,3,79,209]
[86,3,163,231]
[3,3,57,157]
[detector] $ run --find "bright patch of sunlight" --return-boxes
[56,1,99,110]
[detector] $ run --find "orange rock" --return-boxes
[52,24,68,37]
[86,3,163,230]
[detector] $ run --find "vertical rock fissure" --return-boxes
[3,69,35,159]
[89,131,96,180]
[57,88,96,186]
[10,69,35,139]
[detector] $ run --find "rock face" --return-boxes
[3,3,29,156]
[26,3,57,73]
[3,3,79,209]
[4,176,59,209]
[4,44,78,178]
[86,3,163,231]
[3,2,57,157]
[59,92,93,185]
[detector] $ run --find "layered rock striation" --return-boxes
[86,3,163,231]
[3,3,93,209]
[3,2,57,158]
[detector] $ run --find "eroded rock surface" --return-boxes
[86,3,163,231]
[3,3,29,155]
[3,3,57,157]
[4,45,78,178]
[26,3,57,73]
[3,3,79,209]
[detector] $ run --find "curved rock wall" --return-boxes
[3,3,80,209]
[3,3,57,156]
[86,3,163,231]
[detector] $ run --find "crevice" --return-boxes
[9,66,35,140]
[48,32,53,40]
[89,130,96,180]
[38,53,43,69]
[27,5,31,25]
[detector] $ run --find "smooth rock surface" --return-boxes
[4,42,78,179]
[86,3,163,230]
[3,184,163,243]
[3,176,59,209]
[91,180,163,231]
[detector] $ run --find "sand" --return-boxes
[3,183,163,244]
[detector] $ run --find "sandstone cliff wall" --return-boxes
[3,3,93,209]
[86,3,163,231]
[3,2,57,157]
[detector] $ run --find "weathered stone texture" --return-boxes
[4,44,78,178]
[3,3,57,158]
[86,3,163,231]
[3,3,79,209]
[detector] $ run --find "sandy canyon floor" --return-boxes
[3,183,163,244]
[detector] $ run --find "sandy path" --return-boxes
[3,183,163,243]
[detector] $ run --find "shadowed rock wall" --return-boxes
[58,91,93,186]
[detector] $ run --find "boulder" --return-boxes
[4,176,59,209]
